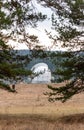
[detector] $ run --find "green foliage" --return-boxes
[0,0,46,90]
[40,0,84,47]
[0,81,14,92]
[0,39,9,49]
[45,78,84,103]
[38,0,84,101]
[58,27,81,43]
[0,10,12,29]
[0,0,84,98]
[46,51,84,102]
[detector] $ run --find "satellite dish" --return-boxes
[31,63,51,83]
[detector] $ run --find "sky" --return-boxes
[7,0,84,51]
[7,0,64,51]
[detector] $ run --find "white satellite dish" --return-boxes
[31,63,51,83]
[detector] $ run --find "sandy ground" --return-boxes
[0,83,84,116]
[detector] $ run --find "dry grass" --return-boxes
[0,114,84,130]
[0,83,84,130]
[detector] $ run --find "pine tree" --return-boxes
[0,0,46,91]
[39,0,84,102]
